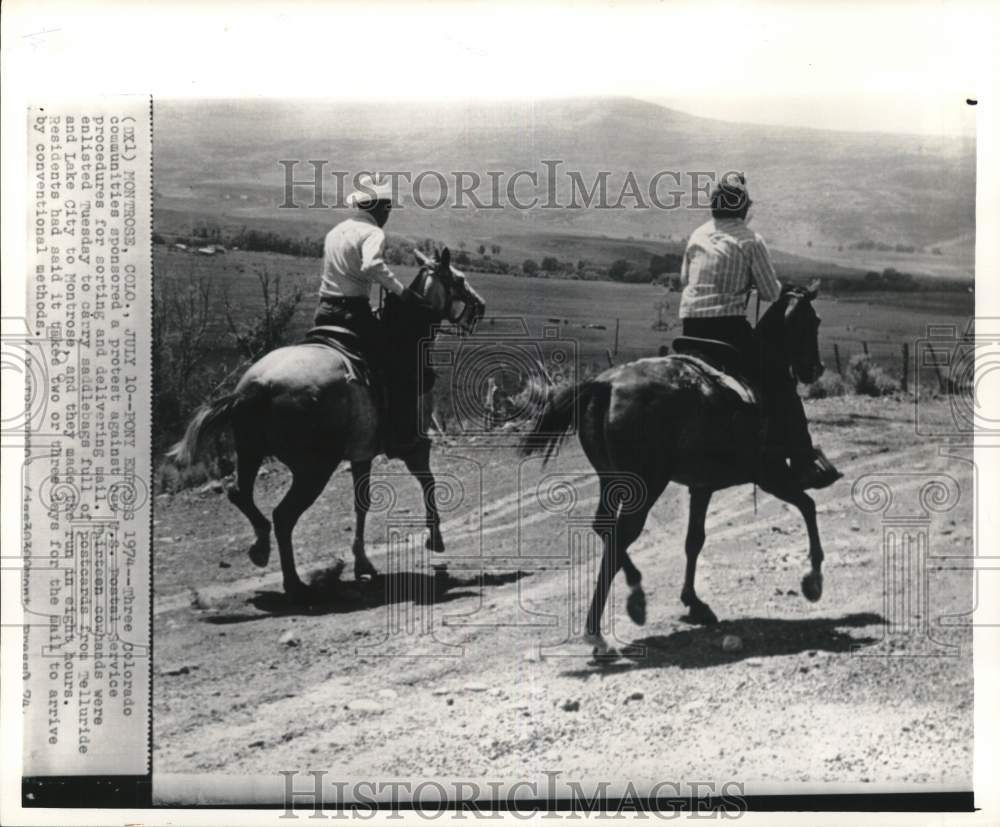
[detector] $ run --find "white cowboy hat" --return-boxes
[346,174,395,207]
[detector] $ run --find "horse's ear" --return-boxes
[440,247,451,271]
[806,279,821,300]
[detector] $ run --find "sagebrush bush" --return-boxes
[154,455,233,494]
[155,265,301,491]
[846,354,900,397]
[805,371,848,399]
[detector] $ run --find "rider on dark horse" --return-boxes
[679,173,841,490]
[313,174,431,457]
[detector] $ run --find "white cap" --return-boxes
[346,173,395,207]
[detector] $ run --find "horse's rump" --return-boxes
[301,326,372,386]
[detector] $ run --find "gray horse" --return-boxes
[522,283,829,658]
[168,248,485,602]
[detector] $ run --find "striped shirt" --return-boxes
[679,218,782,318]
[319,211,406,301]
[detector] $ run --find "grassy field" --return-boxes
[153,244,974,468]
[155,245,973,359]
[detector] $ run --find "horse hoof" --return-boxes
[354,562,378,584]
[284,580,312,605]
[247,539,271,568]
[426,532,445,553]
[802,572,823,603]
[584,633,619,663]
[627,587,647,626]
[688,603,719,626]
[589,647,620,666]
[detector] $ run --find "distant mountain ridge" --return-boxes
[154,97,975,275]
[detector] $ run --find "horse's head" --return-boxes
[412,247,486,335]
[759,280,824,384]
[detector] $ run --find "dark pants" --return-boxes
[682,317,760,379]
[682,316,813,468]
[314,297,387,370]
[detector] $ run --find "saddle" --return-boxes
[670,336,758,406]
[672,336,742,375]
[302,325,372,386]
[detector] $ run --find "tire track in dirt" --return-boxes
[153,441,942,616]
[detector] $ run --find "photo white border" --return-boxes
[2,1,998,824]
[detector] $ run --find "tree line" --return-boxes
[153,227,969,293]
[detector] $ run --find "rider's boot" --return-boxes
[790,448,842,490]
[773,382,843,490]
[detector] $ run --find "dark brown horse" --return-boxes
[168,248,485,602]
[522,283,829,657]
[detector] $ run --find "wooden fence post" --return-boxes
[613,318,621,357]
[926,343,947,394]
[862,341,869,356]
[901,343,909,393]
[606,349,615,368]
[833,343,843,375]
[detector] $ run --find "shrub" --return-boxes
[608,259,632,281]
[154,457,225,494]
[224,267,304,361]
[846,354,900,397]
[805,372,847,399]
[154,269,229,454]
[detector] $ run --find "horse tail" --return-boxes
[520,381,598,465]
[166,393,242,467]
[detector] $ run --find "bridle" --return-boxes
[768,282,822,384]
[412,251,485,334]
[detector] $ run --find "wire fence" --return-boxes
[598,316,962,396]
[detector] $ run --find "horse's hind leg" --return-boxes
[585,474,667,657]
[680,487,717,625]
[594,476,646,626]
[273,461,336,602]
[226,443,271,568]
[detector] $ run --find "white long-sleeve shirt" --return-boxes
[679,217,782,318]
[319,211,406,301]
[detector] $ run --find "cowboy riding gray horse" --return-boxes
[168,176,485,601]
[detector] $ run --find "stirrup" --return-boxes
[795,447,842,490]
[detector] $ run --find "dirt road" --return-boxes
[152,396,974,791]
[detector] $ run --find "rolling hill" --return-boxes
[153,97,975,279]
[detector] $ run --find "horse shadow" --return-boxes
[201,567,530,623]
[560,612,885,677]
